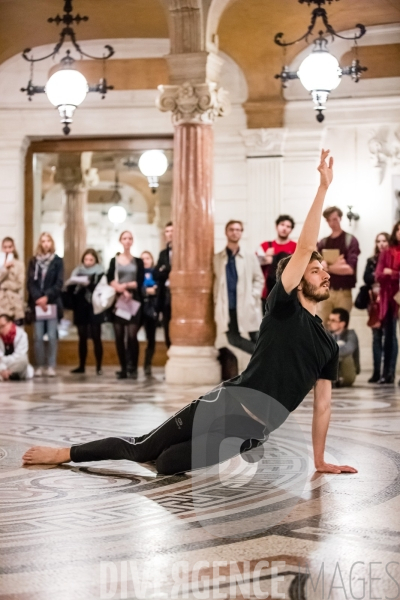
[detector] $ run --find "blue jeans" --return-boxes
[34,318,58,368]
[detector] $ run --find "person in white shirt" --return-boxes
[0,314,33,381]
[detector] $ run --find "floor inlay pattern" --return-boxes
[0,368,400,599]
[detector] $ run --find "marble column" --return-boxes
[63,187,88,279]
[157,81,230,385]
[55,154,87,279]
[241,128,286,245]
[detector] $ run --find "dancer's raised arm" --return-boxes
[281,149,333,293]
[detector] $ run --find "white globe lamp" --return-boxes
[297,47,342,121]
[108,205,127,225]
[138,150,168,193]
[45,69,89,134]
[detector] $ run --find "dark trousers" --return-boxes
[113,319,140,373]
[227,309,258,355]
[70,391,266,475]
[372,327,384,376]
[162,301,171,349]
[381,309,398,377]
[77,324,103,370]
[143,315,157,367]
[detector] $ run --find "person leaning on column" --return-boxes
[0,237,25,326]
[155,222,173,349]
[213,220,264,377]
[317,206,360,326]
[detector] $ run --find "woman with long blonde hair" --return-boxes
[27,232,64,377]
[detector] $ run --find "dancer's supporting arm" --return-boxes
[312,379,357,473]
[281,149,333,294]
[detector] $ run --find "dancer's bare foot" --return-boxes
[22,446,71,465]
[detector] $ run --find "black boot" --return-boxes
[368,372,380,383]
[71,366,85,374]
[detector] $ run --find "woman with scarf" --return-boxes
[375,222,400,384]
[0,237,25,325]
[27,233,63,377]
[66,249,105,375]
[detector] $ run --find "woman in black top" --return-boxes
[140,251,159,377]
[66,249,105,375]
[108,231,144,379]
[27,232,64,377]
[363,232,390,383]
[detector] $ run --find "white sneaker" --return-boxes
[34,368,43,378]
[46,367,56,377]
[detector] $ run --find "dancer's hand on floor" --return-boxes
[315,462,358,474]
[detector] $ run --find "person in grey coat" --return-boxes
[327,307,360,387]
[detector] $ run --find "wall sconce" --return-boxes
[347,205,360,225]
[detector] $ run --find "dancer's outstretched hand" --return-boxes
[315,462,358,474]
[318,148,334,189]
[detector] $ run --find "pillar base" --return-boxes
[165,345,221,385]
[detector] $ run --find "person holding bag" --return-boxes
[27,233,63,377]
[0,237,25,325]
[107,231,144,380]
[375,223,400,384]
[140,251,158,377]
[66,249,105,376]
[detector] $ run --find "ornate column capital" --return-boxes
[157,81,230,125]
[241,128,287,158]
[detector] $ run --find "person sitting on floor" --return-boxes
[327,308,360,387]
[0,314,33,381]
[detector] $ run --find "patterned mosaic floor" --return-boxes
[1,368,400,600]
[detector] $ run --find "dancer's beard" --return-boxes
[301,279,330,302]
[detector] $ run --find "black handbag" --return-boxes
[143,297,158,320]
[355,285,370,310]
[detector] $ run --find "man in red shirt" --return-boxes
[257,215,297,312]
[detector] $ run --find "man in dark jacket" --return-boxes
[155,222,173,348]
[327,308,360,387]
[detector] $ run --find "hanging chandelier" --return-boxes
[107,171,127,225]
[20,0,114,135]
[274,0,368,122]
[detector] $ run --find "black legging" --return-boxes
[114,320,140,373]
[143,315,157,367]
[77,324,103,370]
[70,389,266,475]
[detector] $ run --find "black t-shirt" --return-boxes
[225,279,339,421]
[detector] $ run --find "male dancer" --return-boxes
[23,150,357,476]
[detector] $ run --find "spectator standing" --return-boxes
[214,220,264,359]
[257,215,297,313]
[140,251,159,377]
[155,222,173,349]
[375,222,400,384]
[0,237,25,325]
[363,232,390,383]
[66,249,105,376]
[0,314,33,381]
[108,231,144,380]
[27,232,63,377]
[317,206,360,325]
[326,308,360,387]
